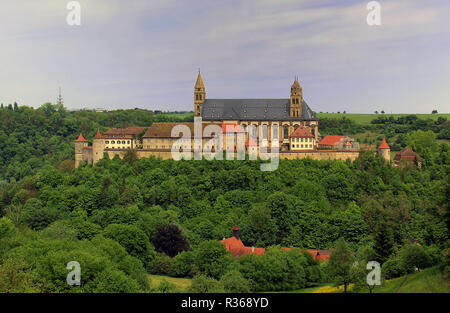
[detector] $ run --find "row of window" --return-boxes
[292,144,313,149]
[292,137,313,143]
[105,140,130,144]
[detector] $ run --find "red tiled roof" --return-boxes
[289,126,314,138]
[245,137,258,147]
[220,226,331,261]
[394,148,421,162]
[75,134,87,142]
[318,135,344,146]
[94,131,103,139]
[379,138,390,149]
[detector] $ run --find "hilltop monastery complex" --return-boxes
[74,72,393,168]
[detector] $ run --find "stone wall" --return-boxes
[98,149,360,163]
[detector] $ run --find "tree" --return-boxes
[0,258,42,292]
[172,250,196,277]
[372,220,395,264]
[328,238,355,293]
[220,270,251,293]
[194,240,230,279]
[151,224,190,257]
[103,224,156,269]
[399,244,432,273]
[407,130,437,155]
[187,274,225,293]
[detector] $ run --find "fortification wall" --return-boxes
[98,149,360,163]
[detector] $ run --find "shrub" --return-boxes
[382,258,404,279]
[220,270,251,293]
[188,275,225,293]
[172,250,196,277]
[103,223,156,269]
[194,240,230,279]
[150,253,174,275]
[399,244,432,273]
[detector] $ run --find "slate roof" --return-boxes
[201,98,318,121]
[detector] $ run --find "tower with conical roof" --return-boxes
[290,76,302,118]
[74,133,88,167]
[378,138,390,163]
[194,70,206,117]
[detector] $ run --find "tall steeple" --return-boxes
[290,77,302,118]
[194,69,206,117]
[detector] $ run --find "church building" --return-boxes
[75,72,360,167]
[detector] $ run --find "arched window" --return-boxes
[284,125,289,138]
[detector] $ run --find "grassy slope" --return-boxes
[148,267,449,293]
[374,266,450,293]
[316,113,450,125]
[278,266,449,293]
[149,274,192,291]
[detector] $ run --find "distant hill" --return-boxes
[317,113,450,125]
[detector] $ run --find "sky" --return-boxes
[0,0,449,113]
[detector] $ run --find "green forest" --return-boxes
[0,103,449,293]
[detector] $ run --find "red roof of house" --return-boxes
[394,148,421,162]
[75,134,87,142]
[93,131,103,139]
[245,137,258,147]
[318,135,345,146]
[379,138,390,149]
[289,126,314,138]
[221,226,331,261]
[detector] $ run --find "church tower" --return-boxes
[290,77,302,118]
[194,70,206,117]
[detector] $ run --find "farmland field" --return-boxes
[316,113,450,125]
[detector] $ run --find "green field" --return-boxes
[149,274,192,291]
[284,266,450,293]
[316,113,450,125]
[373,266,450,293]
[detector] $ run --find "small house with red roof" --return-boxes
[221,226,331,262]
[394,148,422,168]
[318,135,359,151]
[289,126,315,151]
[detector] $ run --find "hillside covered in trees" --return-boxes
[0,103,449,292]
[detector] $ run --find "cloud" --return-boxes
[0,0,449,113]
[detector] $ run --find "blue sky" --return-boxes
[1,0,449,113]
